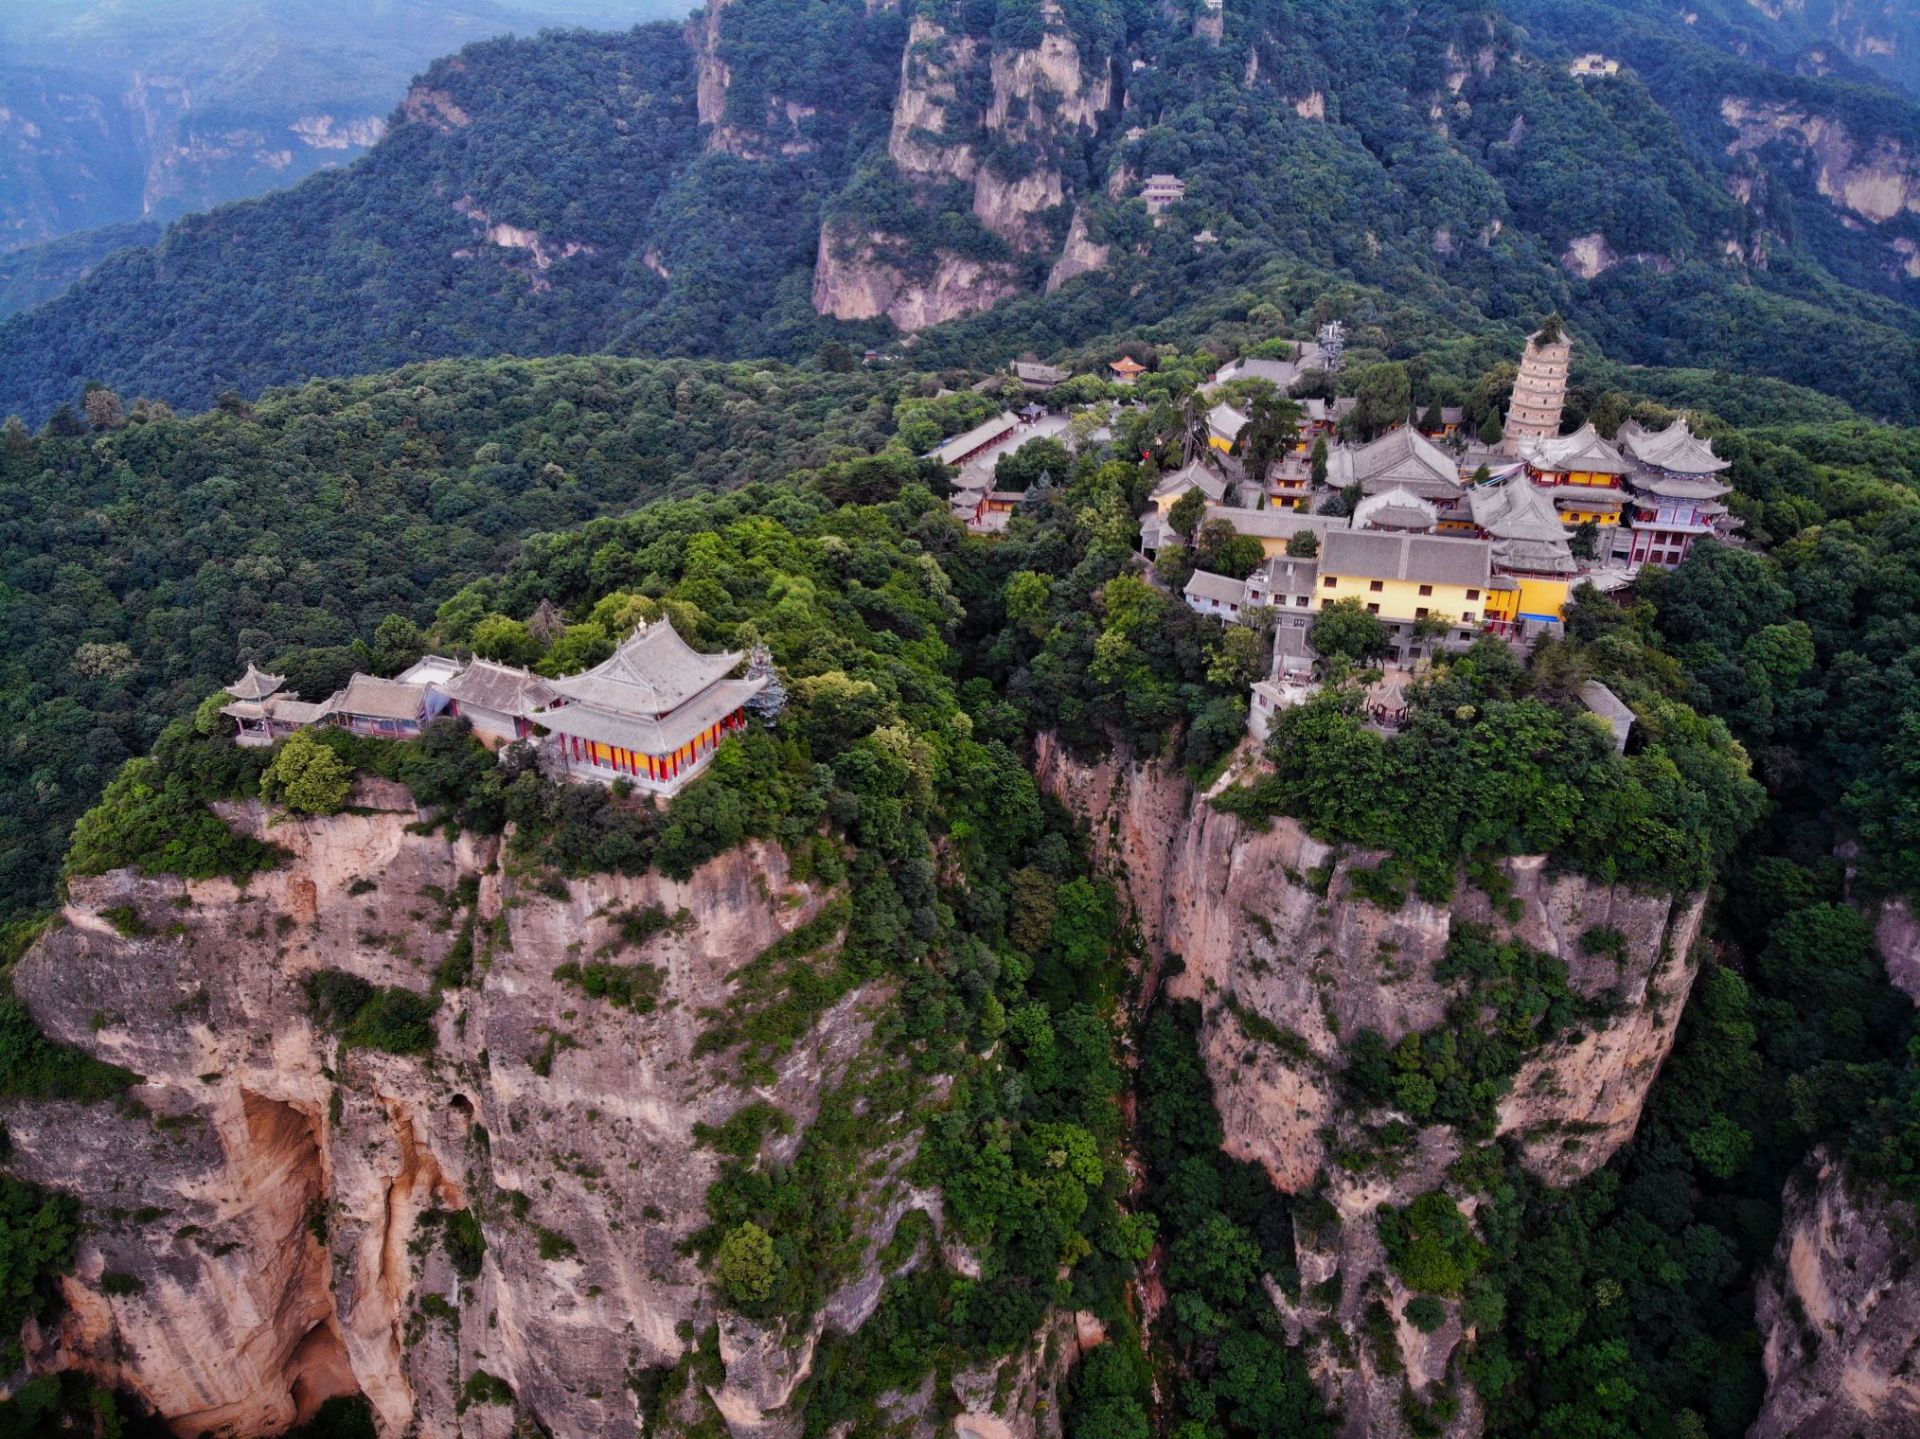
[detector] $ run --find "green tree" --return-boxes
[1167,486,1208,539]
[717,1221,779,1304]
[372,616,426,674]
[469,615,542,667]
[1005,571,1055,638]
[194,690,234,736]
[1287,529,1320,558]
[261,731,354,815]
[1193,519,1265,580]
[1310,599,1391,663]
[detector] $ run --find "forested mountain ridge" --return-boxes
[3,0,1919,425]
[0,354,937,929]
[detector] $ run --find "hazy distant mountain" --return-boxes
[0,0,690,252]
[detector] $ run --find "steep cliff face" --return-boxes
[815,0,1113,321]
[811,220,1023,331]
[889,17,983,183]
[972,10,1111,252]
[1752,1150,1920,1439]
[1722,96,1920,225]
[2,788,980,1438]
[1034,737,1708,1438]
[688,0,820,160]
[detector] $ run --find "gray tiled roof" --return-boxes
[1184,570,1249,605]
[1468,475,1570,543]
[1151,461,1229,503]
[1215,357,1304,389]
[1628,471,1731,502]
[1208,403,1249,442]
[1354,486,1438,532]
[546,621,745,717]
[540,678,765,756]
[330,674,430,721]
[228,663,285,702]
[1328,428,1462,501]
[269,698,331,725]
[441,658,560,717]
[1617,417,1731,475]
[1013,361,1069,383]
[928,413,1018,465]
[1320,530,1491,587]
[1201,504,1340,540]
[1249,555,1320,598]
[1521,422,1630,475]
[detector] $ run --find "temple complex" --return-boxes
[535,619,767,795]
[221,618,767,797]
[1501,321,1573,455]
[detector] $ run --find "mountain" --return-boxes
[1,0,1918,426]
[3,361,1920,1439]
[1542,0,1920,98]
[0,0,683,254]
[0,219,160,321]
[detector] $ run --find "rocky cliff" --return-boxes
[811,221,1024,332]
[1752,1149,1920,1439]
[815,0,1114,326]
[1034,736,1708,1438]
[2,787,1068,1438]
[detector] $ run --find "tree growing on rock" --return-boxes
[716,1221,779,1304]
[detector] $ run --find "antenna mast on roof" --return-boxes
[1318,320,1346,376]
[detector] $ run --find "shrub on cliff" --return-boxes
[716,1221,780,1305]
[0,1176,80,1369]
[303,971,438,1055]
[65,725,282,884]
[261,732,353,816]
[1380,1192,1488,1297]
[0,994,133,1103]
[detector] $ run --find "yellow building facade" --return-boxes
[1315,530,1493,628]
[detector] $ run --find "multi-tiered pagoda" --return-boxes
[1501,320,1573,456]
[1616,417,1734,567]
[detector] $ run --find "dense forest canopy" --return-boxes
[0,353,961,925]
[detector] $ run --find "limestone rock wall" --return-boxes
[1034,736,1708,1439]
[1,796,902,1438]
[810,220,1023,331]
[1722,97,1920,226]
[889,17,982,183]
[1752,1150,1920,1439]
[815,0,1116,323]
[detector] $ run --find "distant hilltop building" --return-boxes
[1501,320,1572,456]
[1569,53,1621,78]
[1141,174,1188,214]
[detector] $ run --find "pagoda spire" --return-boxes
[1502,319,1573,457]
